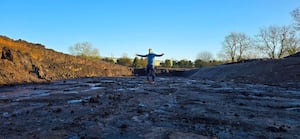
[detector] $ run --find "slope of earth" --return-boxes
[0,35,132,85]
[0,77,299,138]
[191,53,300,87]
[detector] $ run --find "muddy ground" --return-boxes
[0,77,300,139]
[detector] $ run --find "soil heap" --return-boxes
[0,35,132,85]
[191,53,300,86]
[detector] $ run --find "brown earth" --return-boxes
[0,35,132,85]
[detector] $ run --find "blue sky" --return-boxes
[0,0,299,61]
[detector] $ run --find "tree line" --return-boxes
[101,56,222,68]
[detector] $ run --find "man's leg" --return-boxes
[146,67,150,81]
[151,68,156,81]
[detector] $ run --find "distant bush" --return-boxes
[102,57,115,64]
[132,57,147,68]
[117,56,132,67]
[69,42,100,59]
[194,59,223,68]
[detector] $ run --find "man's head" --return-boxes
[148,48,153,54]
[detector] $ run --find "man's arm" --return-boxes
[136,54,147,57]
[155,53,164,57]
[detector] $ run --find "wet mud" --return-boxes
[0,77,299,139]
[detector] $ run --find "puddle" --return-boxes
[63,91,79,94]
[2,112,9,117]
[27,90,50,97]
[67,99,82,104]
[101,80,115,83]
[36,92,50,97]
[128,87,141,91]
[79,83,105,92]
[11,90,50,101]
[286,107,300,112]
[117,88,125,91]
[157,77,168,81]
[286,90,300,95]
[90,86,104,90]
[153,109,166,113]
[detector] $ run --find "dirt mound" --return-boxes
[191,53,300,86]
[0,35,132,85]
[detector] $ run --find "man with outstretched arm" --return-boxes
[136,48,164,82]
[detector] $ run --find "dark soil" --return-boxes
[0,77,299,139]
[191,54,300,87]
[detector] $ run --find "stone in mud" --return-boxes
[89,96,100,103]
[266,126,288,133]
[53,108,63,113]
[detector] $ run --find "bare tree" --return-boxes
[257,25,299,58]
[236,33,252,61]
[221,32,252,62]
[289,8,300,54]
[280,26,300,56]
[69,42,100,59]
[286,33,300,55]
[196,51,213,62]
[222,33,238,62]
[291,8,300,30]
[256,26,278,58]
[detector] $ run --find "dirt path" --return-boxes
[0,77,299,139]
